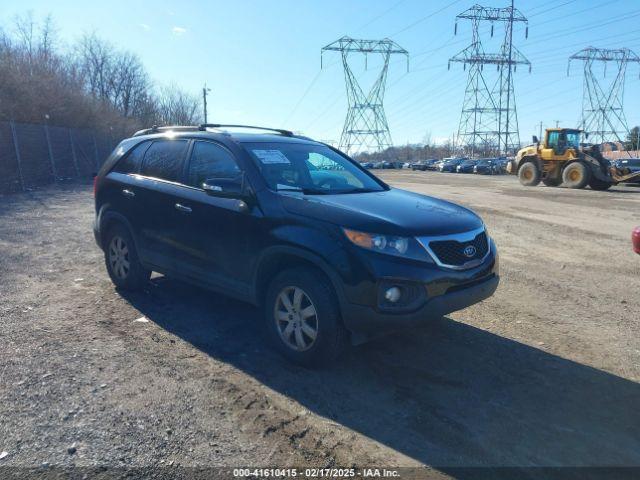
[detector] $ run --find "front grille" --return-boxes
[429,231,489,267]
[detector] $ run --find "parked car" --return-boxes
[381,161,395,169]
[424,158,439,170]
[93,124,499,366]
[360,162,374,169]
[633,226,640,254]
[403,162,411,169]
[424,159,441,171]
[474,158,498,175]
[493,157,509,174]
[439,157,466,173]
[614,158,640,183]
[410,161,428,171]
[456,159,478,173]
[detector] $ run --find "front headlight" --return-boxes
[342,228,432,262]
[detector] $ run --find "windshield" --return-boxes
[243,142,385,194]
[566,131,581,149]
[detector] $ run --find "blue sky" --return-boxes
[2,0,640,146]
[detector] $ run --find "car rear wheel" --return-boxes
[562,161,591,189]
[518,161,541,186]
[104,224,150,291]
[265,267,347,367]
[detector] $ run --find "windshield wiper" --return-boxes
[335,187,380,194]
[276,187,330,195]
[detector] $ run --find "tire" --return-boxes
[264,267,348,367]
[589,177,612,190]
[562,161,591,189]
[542,176,562,187]
[518,161,541,186]
[104,223,150,291]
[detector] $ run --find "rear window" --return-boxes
[140,140,188,182]
[112,141,150,174]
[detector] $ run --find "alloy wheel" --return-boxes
[274,286,318,351]
[108,236,130,280]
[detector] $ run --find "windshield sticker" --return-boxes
[253,149,291,165]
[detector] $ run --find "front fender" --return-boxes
[252,235,350,309]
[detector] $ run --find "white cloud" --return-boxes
[139,23,151,31]
[172,26,187,36]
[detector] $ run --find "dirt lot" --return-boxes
[1,171,639,478]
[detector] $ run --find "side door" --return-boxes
[103,140,151,241]
[541,131,560,160]
[170,140,257,296]
[134,139,190,270]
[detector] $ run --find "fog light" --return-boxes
[384,286,402,303]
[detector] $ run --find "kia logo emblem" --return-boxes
[463,245,477,258]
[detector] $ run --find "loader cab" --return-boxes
[541,128,581,161]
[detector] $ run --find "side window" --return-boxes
[547,131,559,148]
[140,140,188,182]
[187,141,241,188]
[112,141,149,174]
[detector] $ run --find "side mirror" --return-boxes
[202,173,249,201]
[532,135,539,144]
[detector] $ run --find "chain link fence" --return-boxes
[0,121,121,194]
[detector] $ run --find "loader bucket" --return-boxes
[609,167,640,184]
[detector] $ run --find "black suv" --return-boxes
[94,125,499,366]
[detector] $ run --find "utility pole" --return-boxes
[449,3,530,157]
[504,0,514,155]
[554,120,561,128]
[568,47,640,143]
[321,36,408,155]
[537,121,543,140]
[202,83,211,123]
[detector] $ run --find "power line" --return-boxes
[355,0,407,32]
[531,0,620,26]
[527,0,578,18]
[281,68,324,127]
[390,0,465,37]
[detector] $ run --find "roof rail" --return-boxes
[198,124,294,136]
[132,125,200,137]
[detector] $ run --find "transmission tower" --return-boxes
[568,47,640,144]
[322,36,408,155]
[449,2,530,157]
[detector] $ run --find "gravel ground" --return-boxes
[1,172,639,479]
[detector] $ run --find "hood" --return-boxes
[279,188,483,236]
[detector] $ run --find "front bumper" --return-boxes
[338,239,499,338]
[342,273,499,336]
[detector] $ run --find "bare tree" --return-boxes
[155,84,202,125]
[76,33,114,102]
[0,12,200,136]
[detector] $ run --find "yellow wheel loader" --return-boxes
[507,128,640,190]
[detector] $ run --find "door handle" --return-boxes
[122,189,135,198]
[175,203,192,213]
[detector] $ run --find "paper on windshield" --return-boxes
[253,149,290,165]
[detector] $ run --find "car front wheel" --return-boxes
[265,267,347,367]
